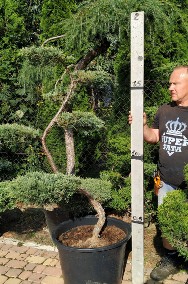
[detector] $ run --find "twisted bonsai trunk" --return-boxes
[78,189,106,247]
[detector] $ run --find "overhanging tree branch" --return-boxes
[42,35,66,47]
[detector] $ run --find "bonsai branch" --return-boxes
[75,38,110,70]
[41,75,77,173]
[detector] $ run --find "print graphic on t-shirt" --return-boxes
[161,117,188,156]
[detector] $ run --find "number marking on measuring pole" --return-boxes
[130,11,144,284]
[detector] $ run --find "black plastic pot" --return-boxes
[43,208,69,237]
[52,215,131,284]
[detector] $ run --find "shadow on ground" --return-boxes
[0,208,46,235]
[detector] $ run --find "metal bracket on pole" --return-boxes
[130,11,144,284]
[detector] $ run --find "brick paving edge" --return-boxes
[0,237,58,252]
[0,236,187,284]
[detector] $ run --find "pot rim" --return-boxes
[52,215,132,252]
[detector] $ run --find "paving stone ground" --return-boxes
[0,237,187,284]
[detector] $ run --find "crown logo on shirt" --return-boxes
[166,117,187,136]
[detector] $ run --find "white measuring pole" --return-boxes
[130,11,144,284]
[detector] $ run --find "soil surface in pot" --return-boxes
[58,224,126,248]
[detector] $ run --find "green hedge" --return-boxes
[158,190,188,260]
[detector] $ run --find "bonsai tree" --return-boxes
[0,35,115,247]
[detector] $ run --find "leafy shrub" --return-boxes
[0,124,42,180]
[20,46,73,67]
[0,124,40,153]
[109,177,131,212]
[0,171,112,211]
[0,159,13,181]
[144,163,158,220]
[100,171,131,212]
[106,134,131,175]
[158,190,188,260]
[0,182,17,213]
[6,172,81,207]
[81,177,112,203]
[58,111,105,135]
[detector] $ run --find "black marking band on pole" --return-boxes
[131,87,144,90]
[131,155,143,161]
[131,150,143,161]
[132,220,144,225]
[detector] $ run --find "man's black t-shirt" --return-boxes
[152,102,188,187]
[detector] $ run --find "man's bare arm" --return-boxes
[143,125,159,143]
